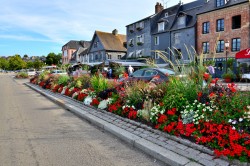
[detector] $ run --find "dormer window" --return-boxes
[136,21,144,30]
[216,0,224,7]
[158,22,165,32]
[177,12,186,28]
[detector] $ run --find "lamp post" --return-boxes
[225,41,230,73]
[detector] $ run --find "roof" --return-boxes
[152,0,205,33]
[95,30,127,52]
[62,40,91,49]
[197,0,249,15]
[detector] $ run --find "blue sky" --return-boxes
[0,0,193,57]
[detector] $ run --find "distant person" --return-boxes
[108,68,112,79]
[208,65,215,78]
[128,65,134,76]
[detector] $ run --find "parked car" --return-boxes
[50,70,67,75]
[119,68,175,83]
[26,69,36,76]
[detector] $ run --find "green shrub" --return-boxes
[57,75,70,86]
[90,75,108,93]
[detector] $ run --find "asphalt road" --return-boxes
[0,75,165,166]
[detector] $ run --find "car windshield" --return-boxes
[158,68,175,75]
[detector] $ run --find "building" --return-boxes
[126,1,205,67]
[84,29,127,66]
[62,40,90,64]
[196,0,250,76]
[126,3,162,60]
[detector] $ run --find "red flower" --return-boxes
[203,73,210,81]
[90,98,100,107]
[158,114,167,124]
[128,110,137,119]
[167,108,176,115]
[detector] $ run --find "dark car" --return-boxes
[120,68,175,83]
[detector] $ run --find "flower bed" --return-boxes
[30,71,250,163]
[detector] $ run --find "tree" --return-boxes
[33,59,44,70]
[0,58,9,70]
[26,61,34,69]
[8,55,26,70]
[46,52,62,65]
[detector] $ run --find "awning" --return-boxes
[235,48,250,59]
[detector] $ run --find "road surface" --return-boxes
[0,75,164,166]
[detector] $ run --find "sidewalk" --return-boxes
[25,83,249,166]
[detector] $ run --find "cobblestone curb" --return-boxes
[25,83,250,166]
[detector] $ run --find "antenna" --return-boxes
[161,0,171,8]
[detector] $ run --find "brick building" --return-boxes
[196,0,249,76]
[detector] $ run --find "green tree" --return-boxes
[0,58,9,70]
[8,54,26,70]
[46,52,61,65]
[26,61,34,69]
[33,59,44,70]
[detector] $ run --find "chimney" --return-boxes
[155,2,163,14]
[112,29,118,35]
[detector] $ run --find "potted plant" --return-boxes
[222,69,236,83]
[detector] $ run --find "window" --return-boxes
[174,49,182,59]
[158,22,164,32]
[136,21,144,30]
[129,25,134,33]
[216,19,224,32]
[174,33,180,44]
[216,0,224,7]
[202,22,210,34]
[231,38,241,52]
[118,55,121,59]
[154,52,159,59]
[129,38,134,47]
[202,42,210,54]
[155,36,159,45]
[137,34,144,45]
[128,52,134,58]
[178,16,186,28]
[95,54,98,60]
[232,15,241,29]
[216,40,224,53]
[136,50,143,57]
[94,41,98,48]
[108,54,112,59]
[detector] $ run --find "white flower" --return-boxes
[84,96,92,105]
[232,126,236,130]
[228,119,232,123]
[98,100,108,109]
[239,118,243,122]
[232,120,237,125]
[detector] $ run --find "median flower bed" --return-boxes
[29,68,250,163]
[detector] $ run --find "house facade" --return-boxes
[126,3,164,59]
[127,1,205,67]
[197,0,250,74]
[62,40,90,64]
[82,29,127,66]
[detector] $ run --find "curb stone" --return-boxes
[25,83,249,166]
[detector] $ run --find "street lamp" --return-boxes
[225,41,230,73]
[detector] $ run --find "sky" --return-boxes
[0,0,193,57]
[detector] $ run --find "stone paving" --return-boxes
[25,82,250,166]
